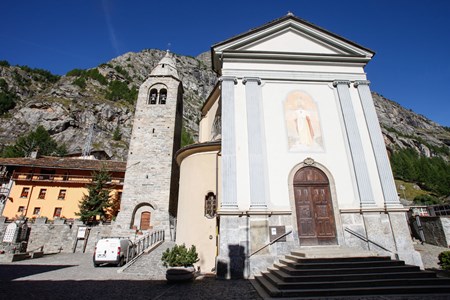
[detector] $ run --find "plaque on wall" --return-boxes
[269,226,287,242]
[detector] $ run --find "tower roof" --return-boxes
[150,50,179,79]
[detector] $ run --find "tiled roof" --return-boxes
[0,156,126,172]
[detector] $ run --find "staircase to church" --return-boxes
[253,247,450,298]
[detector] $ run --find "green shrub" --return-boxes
[112,126,122,141]
[73,77,86,89]
[0,92,16,115]
[66,68,107,85]
[438,251,450,270]
[0,60,10,67]
[161,244,199,267]
[66,68,85,77]
[106,81,137,103]
[414,194,440,205]
[17,65,59,83]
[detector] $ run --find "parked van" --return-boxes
[93,238,135,267]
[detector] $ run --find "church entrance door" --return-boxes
[294,166,337,246]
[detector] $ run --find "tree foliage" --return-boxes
[0,78,16,115]
[390,148,450,197]
[66,68,107,85]
[106,80,138,103]
[17,65,60,83]
[77,168,112,224]
[1,125,66,157]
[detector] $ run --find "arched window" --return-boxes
[159,89,167,104]
[204,192,217,219]
[149,89,157,104]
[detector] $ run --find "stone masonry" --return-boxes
[113,52,183,238]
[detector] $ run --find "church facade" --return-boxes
[175,14,423,277]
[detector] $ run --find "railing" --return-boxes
[248,230,292,258]
[126,229,165,263]
[12,172,124,185]
[344,227,398,259]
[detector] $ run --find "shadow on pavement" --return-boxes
[0,277,261,300]
[0,264,76,281]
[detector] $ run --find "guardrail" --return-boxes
[344,227,399,260]
[248,230,292,258]
[126,229,165,263]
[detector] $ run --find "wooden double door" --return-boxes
[294,167,337,246]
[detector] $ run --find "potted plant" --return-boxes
[161,244,199,281]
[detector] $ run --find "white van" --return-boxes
[93,238,135,267]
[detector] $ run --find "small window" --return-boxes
[159,89,167,104]
[33,207,41,215]
[38,189,47,199]
[20,187,30,198]
[58,189,66,200]
[18,206,25,213]
[53,207,62,218]
[149,89,158,104]
[204,192,217,219]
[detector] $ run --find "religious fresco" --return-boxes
[284,90,323,151]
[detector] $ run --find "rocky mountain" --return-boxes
[0,50,449,162]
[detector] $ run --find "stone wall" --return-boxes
[0,218,116,254]
[417,216,449,248]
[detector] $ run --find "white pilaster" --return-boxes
[354,81,402,207]
[220,76,239,209]
[334,80,376,207]
[243,77,268,209]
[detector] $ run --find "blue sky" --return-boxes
[1,1,449,126]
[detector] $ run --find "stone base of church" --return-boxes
[217,210,423,278]
[216,214,297,279]
[341,211,424,269]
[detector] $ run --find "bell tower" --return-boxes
[114,51,183,237]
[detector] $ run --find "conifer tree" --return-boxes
[77,168,112,224]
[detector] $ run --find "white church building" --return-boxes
[176,14,422,277]
[116,13,423,278]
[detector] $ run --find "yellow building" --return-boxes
[0,156,125,221]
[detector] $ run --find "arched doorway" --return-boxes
[293,166,337,246]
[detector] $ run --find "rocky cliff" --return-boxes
[0,49,449,162]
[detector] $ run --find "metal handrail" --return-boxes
[126,229,165,263]
[344,227,398,259]
[248,230,292,258]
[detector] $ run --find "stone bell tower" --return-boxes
[114,51,183,237]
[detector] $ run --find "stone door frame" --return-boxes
[288,158,344,247]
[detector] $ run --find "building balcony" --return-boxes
[12,172,124,186]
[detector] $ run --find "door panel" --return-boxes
[294,167,337,245]
[140,211,151,230]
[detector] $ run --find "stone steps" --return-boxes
[253,247,450,298]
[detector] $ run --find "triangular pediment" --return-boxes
[212,14,374,72]
[239,27,345,55]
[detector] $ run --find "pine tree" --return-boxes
[77,168,112,224]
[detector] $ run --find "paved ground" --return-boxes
[1,242,450,300]
[0,251,260,300]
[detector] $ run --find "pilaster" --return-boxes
[354,81,402,208]
[243,77,268,209]
[333,80,375,207]
[220,76,239,210]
